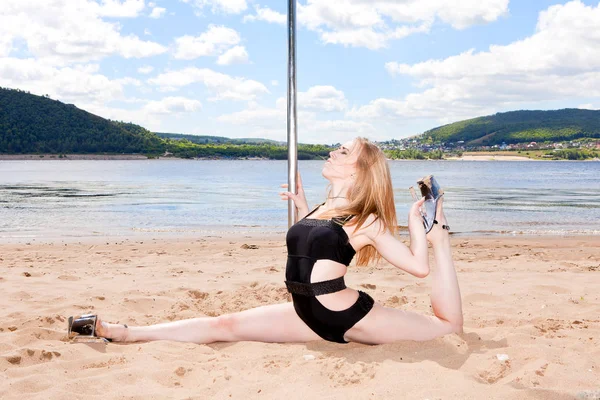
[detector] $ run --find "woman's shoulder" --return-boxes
[351,213,384,236]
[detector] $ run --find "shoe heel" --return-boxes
[416,175,444,233]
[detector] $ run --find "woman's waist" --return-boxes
[287,253,351,265]
[285,259,347,282]
[290,286,362,311]
[284,274,348,296]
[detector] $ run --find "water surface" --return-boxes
[1,159,598,241]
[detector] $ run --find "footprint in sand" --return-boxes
[3,348,61,367]
[533,318,566,338]
[360,283,376,290]
[83,356,127,370]
[58,275,80,281]
[476,359,511,384]
[188,290,209,300]
[385,295,409,307]
[321,359,376,387]
[263,359,291,374]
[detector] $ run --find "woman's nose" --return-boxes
[329,150,335,157]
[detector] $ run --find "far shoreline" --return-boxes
[1,153,598,161]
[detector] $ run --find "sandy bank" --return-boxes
[0,235,598,399]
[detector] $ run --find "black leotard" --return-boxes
[285,205,374,343]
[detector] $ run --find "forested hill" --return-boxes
[155,132,281,145]
[0,87,164,154]
[0,87,331,159]
[420,109,600,146]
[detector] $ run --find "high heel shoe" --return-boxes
[410,175,447,233]
[67,314,127,343]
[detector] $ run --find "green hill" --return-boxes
[420,109,600,146]
[155,132,282,145]
[0,87,331,159]
[154,132,285,145]
[0,87,165,154]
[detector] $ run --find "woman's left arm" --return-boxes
[364,198,430,278]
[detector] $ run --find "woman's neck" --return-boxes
[325,181,351,209]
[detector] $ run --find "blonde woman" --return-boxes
[95,138,463,344]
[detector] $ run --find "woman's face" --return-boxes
[322,139,360,181]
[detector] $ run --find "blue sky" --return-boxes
[1,0,600,144]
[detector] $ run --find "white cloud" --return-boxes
[144,28,152,35]
[218,102,374,143]
[319,22,431,50]
[183,0,247,15]
[245,0,508,49]
[173,25,241,60]
[218,105,284,129]
[218,86,367,143]
[148,67,269,101]
[115,77,142,87]
[96,0,145,17]
[578,104,599,110]
[271,80,279,86]
[0,0,167,64]
[137,65,154,74]
[149,7,166,18]
[351,1,600,124]
[217,45,249,65]
[145,96,202,114]
[243,5,286,24]
[81,102,163,131]
[273,85,347,112]
[0,36,15,57]
[299,85,348,112]
[0,57,125,104]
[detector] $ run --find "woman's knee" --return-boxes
[211,313,239,341]
[450,320,464,334]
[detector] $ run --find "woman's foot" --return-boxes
[95,316,129,342]
[426,198,450,246]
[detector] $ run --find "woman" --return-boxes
[95,137,463,344]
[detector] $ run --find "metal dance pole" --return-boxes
[287,0,298,228]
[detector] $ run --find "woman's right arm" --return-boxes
[279,173,310,218]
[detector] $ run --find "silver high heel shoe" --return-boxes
[410,175,448,233]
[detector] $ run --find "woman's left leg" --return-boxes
[97,302,322,344]
[344,227,463,344]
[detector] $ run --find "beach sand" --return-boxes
[1,235,598,399]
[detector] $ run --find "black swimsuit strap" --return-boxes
[332,214,354,226]
[303,203,325,219]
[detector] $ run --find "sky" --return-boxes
[1,0,600,144]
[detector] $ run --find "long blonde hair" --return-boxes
[321,137,397,266]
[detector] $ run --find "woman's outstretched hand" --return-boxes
[280,173,309,217]
[426,197,450,246]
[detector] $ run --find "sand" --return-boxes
[1,235,599,400]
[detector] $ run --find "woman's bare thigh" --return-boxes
[343,303,454,344]
[224,302,322,343]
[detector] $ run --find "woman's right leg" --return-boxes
[97,302,322,344]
